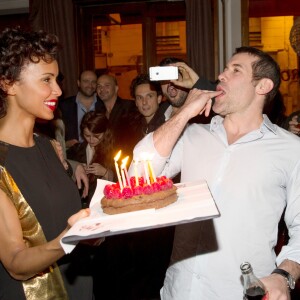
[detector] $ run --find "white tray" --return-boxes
[61,179,220,253]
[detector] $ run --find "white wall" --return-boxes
[218,0,242,71]
[0,0,29,15]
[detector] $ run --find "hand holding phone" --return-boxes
[149,66,179,81]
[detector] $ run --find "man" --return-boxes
[159,57,215,122]
[96,74,137,156]
[132,47,300,299]
[59,70,104,148]
[130,73,169,138]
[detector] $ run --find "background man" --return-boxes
[96,74,137,156]
[130,73,169,138]
[59,70,104,148]
[159,57,216,122]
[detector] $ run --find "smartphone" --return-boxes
[149,66,179,81]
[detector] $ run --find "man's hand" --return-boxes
[179,88,222,120]
[170,62,200,89]
[50,139,69,170]
[260,273,290,300]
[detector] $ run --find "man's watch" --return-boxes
[271,268,296,290]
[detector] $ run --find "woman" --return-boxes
[67,111,115,204]
[0,27,95,299]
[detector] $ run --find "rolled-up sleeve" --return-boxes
[129,132,183,179]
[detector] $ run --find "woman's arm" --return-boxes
[0,189,89,280]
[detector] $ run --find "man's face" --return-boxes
[78,71,97,97]
[96,75,118,103]
[161,72,189,108]
[214,52,258,116]
[135,83,162,121]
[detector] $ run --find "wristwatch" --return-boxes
[271,268,296,290]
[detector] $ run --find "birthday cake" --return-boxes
[101,176,177,215]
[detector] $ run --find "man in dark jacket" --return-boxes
[59,70,104,148]
[96,74,137,157]
[130,73,169,140]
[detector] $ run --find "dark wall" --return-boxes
[0,13,30,32]
[249,0,300,17]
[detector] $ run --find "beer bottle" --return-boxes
[240,262,266,300]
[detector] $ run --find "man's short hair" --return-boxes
[159,57,186,66]
[130,73,162,99]
[234,47,281,103]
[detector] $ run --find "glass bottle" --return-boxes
[240,262,266,300]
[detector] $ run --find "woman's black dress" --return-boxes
[0,135,93,300]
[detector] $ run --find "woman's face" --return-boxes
[83,128,104,147]
[10,59,62,121]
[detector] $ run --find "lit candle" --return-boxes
[122,156,131,188]
[148,154,156,183]
[121,165,127,188]
[133,159,139,186]
[114,150,123,190]
[140,152,150,185]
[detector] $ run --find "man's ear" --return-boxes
[256,78,274,96]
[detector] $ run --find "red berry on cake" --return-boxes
[110,187,122,199]
[152,182,161,192]
[133,185,143,196]
[138,177,145,186]
[122,186,133,199]
[143,184,154,195]
[130,176,136,187]
[103,185,113,198]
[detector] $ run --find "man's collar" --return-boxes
[75,92,97,105]
[210,114,278,134]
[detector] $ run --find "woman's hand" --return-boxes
[68,208,90,227]
[74,163,89,198]
[84,163,107,177]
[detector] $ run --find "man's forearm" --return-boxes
[153,108,190,157]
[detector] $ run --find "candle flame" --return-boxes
[114,150,121,161]
[121,156,129,168]
[122,156,129,165]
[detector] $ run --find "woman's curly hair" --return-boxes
[0,27,61,118]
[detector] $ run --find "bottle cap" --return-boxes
[240,262,253,275]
